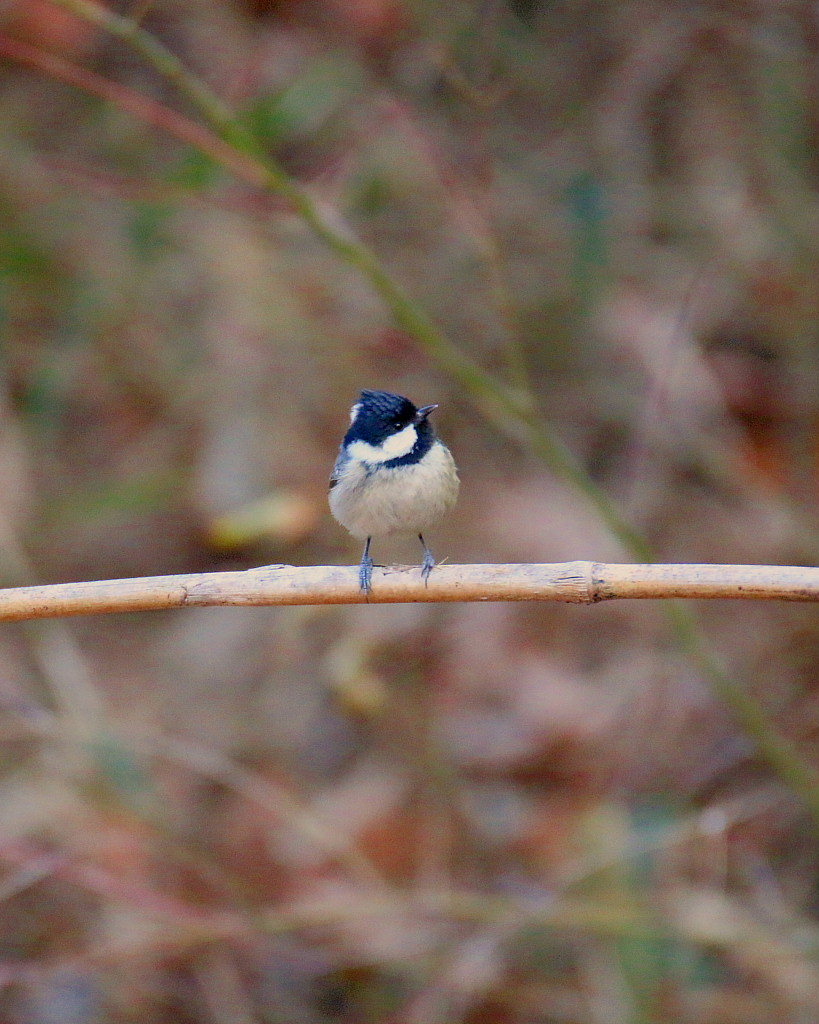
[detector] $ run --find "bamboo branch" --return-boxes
[0,563,816,621]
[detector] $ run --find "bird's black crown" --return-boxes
[346,390,426,446]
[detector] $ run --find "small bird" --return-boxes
[329,389,459,594]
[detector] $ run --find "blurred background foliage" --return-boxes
[1,0,819,1021]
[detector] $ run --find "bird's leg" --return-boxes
[359,536,374,594]
[419,533,435,586]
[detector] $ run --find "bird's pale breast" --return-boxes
[329,440,458,539]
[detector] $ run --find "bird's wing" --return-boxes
[329,448,348,489]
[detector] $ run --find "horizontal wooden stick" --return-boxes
[0,563,816,621]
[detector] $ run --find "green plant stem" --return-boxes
[50,0,236,132]
[37,0,819,822]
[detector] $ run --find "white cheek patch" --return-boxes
[348,423,418,464]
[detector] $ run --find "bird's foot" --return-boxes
[420,543,435,587]
[359,549,374,595]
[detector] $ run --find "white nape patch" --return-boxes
[349,402,362,424]
[348,423,418,464]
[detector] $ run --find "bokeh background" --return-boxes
[1,0,819,1021]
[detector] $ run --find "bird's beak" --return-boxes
[415,404,438,423]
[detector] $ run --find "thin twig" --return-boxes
[0,34,265,187]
